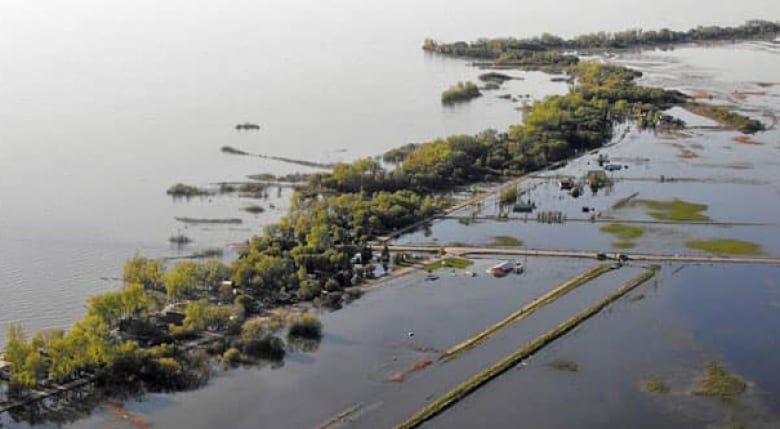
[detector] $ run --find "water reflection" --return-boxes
[1,334,322,428]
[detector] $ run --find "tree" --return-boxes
[4,324,38,387]
[123,254,164,291]
[164,261,202,301]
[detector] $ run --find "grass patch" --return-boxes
[601,223,644,249]
[601,223,644,240]
[613,241,636,249]
[423,257,473,271]
[696,361,746,399]
[547,359,578,372]
[492,235,522,246]
[641,376,670,394]
[685,239,763,255]
[686,102,765,134]
[636,198,710,222]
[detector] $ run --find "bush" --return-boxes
[288,313,323,339]
[344,287,364,303]
[442,81,482,104]
[222,348,242,367]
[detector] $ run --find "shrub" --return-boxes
[288,313,323,339]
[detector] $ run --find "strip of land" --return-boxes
[381,245,780,265]
[440,263,614,361]
[393,267,658,429]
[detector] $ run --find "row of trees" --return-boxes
[423,20,780,58]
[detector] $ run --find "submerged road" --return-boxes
[379,245,780,265]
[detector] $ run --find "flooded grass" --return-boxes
[492,235,523,246]
[547,359,579,372]
[423,257,473,271]
[696,361,746,399]
[636,198,710,222]
[640,376,670,395]
[600,224,645,240]
[685,239,763,255]
[613,241,636,249]
[600,223,644,249]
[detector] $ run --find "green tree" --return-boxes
[164,261,202,301]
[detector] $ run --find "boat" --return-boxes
[487,260,515,276]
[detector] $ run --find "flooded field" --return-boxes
[431,263,780,428]
[4,4,780,428]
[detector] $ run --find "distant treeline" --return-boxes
[423,20,780,59]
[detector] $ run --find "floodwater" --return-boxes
[3,0,780,342]
[3,0,780,427]
[431,263,780,428]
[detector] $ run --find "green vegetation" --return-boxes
[478,72,514,83]
[548,359,578,372]
[637,198,710,222]
[397,267,658,429]
[685,239,763,255]
[696,361,746,399]
[600,223,644,248]
[440,264,614,361]
[442,81,482,104]
[344,286,364,303]
[498,186,518,205]
[166,183,212,198]
[423,20,780,58]
[7,27,741,400]
[686,102,765,134]
[287,313,323,339]
[641,376,670,394]
[423,257,473,271]
[492,235,522,246]
[600,223,644,240]
[243,204,265,214]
